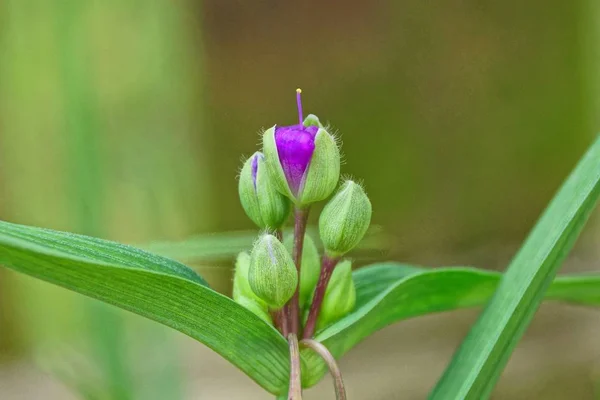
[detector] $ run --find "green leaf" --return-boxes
[2,215,600,395]
[0,220,290,395]
[300,263,600,387]
[142,226,390,264]
[429,135,600,399]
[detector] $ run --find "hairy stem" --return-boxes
[287,207,309,335]
[287,334,303,400]
[300,339,346,400]
[303,255,340,339]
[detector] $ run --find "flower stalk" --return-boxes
[275,309,289,337]
[300,339,346,400]
[287,333,303,400]
[303,255,341,339]
[286,207,310,335]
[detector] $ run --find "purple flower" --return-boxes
[262,90,340,205]
[274,124,319,196]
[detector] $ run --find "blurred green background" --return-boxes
[0,0,599,399]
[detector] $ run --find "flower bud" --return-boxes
[283,233,321,309]
[232,252,264,304]
[317,260,356,330]
[262,92,340,206]
[238,152,291,229]
[232,252,272,324]
[319,180,372,257]
[302,113,323,128]
[248,234,298,309]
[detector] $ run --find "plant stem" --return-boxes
[300,339,346,400]
[271,229,286,333]
[279,309,290,337]
[275,229,283,242]
[287,207,309,335]
[287,334,303,400]
[303,255,340,339]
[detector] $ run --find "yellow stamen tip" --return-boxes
[296,88,302,94]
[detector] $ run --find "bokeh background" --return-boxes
[1,1,599,399]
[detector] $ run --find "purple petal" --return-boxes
[274,124,318,196]
[251,153,260,190]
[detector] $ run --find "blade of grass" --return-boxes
[55,2,133,398]
[429,135,600,399]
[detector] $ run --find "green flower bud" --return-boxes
[232,252,264,304]
[302,113,324,128]
[317,260,356,330]
[248,234,298,309]
[262,92,340,206]
[283,233,321,309]
[319,180,372,257]
[238,152,291,229]
[232,252,272,324]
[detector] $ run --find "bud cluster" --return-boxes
[234,90,372,337]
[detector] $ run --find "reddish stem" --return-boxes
[275,228,283,242]
[274,309,289,337]
[285,207,309,335]
[303,255,340,339]
[270,230,286,335]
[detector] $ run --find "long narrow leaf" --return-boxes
[0,221,290,394]
[142,226,389,264]
[2,222,600,394]
[429,135,600,399]
[300,263,600,386]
